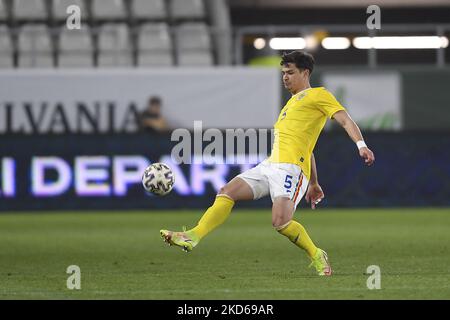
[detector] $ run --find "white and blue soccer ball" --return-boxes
[142,163,175,196]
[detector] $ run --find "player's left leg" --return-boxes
[272,197,332,276]
[272,197,318,259]
[269,164,331,275]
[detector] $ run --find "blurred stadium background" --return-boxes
[0,0,449,300]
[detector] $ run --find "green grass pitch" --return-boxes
[0,208,449,299]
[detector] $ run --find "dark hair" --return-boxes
[280,51,315,76]
[149,96,162,106]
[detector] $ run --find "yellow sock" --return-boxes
[277,220,318,258]
[189,195,235,240]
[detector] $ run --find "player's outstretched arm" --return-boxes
[305,153,324,209]
[333,110,375,166]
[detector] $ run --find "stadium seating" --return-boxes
[0,25,13,68]
[131,0,167,20]
[177,51,213,66]
[137,23,173,66]
[58,26,93,67]
[13,0,48,20]
[98,23,133,67]
[0,0,223,68]
[92,0,126,20]
[52,0,86,20]
[0,0,6,20]
[18,24,53,68]
[175,23,213,66]
[176,23,211,50]
[170,0,206,20]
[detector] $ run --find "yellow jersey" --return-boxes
[268,87,346,180]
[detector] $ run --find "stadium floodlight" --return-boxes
[253,38,266,50]
[269,37,306,50]
[353,36,449,49]
[321,37,351,50]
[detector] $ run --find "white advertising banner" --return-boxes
[322,72,402,130]
[0,68,281,134]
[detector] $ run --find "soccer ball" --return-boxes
[142,163,175,196]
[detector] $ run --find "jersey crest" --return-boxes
[296,91,308,101]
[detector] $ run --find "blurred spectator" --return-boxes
[139,96,169,133]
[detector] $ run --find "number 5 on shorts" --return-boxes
[284,175,293,192]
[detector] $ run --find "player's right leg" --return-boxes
[160,177,255,252]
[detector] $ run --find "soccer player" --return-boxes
[161,51,375,276]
